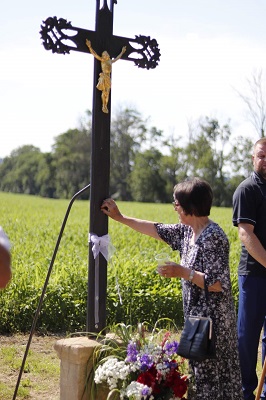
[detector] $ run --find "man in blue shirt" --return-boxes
[233,137,266,400]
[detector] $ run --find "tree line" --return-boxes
[0,107,255,206]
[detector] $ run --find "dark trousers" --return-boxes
[238,275,266,400]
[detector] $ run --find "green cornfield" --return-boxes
[0,192,241,334]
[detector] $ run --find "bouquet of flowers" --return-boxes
[93,323,188,400]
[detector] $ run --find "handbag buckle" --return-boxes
[189,316,213,340]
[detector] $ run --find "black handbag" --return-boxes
[177,279,216,361]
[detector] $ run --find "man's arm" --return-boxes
[238,222,266,268]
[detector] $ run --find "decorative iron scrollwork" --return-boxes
[40,17,161,70]
[40,17,77,54]
[130,35,160,70]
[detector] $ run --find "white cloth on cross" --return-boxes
[89,233,115,326]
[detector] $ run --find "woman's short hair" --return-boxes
[173,177,213,217]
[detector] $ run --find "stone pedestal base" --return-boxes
[54,336,108,400]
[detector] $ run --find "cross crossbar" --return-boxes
[40,16,160,69]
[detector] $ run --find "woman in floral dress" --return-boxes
[101,177,243,400]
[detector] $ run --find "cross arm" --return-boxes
[40,16,160,70]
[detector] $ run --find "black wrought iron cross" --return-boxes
[40,0,160,333]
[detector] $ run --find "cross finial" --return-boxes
[98,0,117,12]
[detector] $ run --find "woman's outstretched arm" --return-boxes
[101,198,162,240]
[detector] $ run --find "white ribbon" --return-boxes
[89,233,115,327]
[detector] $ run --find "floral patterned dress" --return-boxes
[155,222,243,400]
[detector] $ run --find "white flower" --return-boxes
[121,381,153,400]
[94,357,130,390]
[93,329,188,400]
[156,361,170,378]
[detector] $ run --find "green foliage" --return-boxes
[0,107,254,205]
[129,149,168,202]
[110,107,149,200]
[0,145,45,195]
[52,128,91,199]
[0,193,240,334]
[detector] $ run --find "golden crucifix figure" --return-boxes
[86,39,126,113]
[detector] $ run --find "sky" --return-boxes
[1,0,266,158]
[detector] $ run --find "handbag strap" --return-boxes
[203,276,212,318]
[204,277,209,303]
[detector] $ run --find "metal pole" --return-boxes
[12,184,90,400]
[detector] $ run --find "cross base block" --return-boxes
[54,336,108,400]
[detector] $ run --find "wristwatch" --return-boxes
[188,269,195,282]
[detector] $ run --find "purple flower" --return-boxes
[166,360,178,369]
[165,341,179,356]
[126,341,138,362]
[141,386,151,396]
[139,353,153,371]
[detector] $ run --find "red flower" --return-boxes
[137,365,162,394]
[165,369,188,398]
[174,379,188,398]
[161,331,171,348]
[137,367,156,387]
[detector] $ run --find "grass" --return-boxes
[0,192,263,398]
[0,334,61,400]
[0,192,241,333]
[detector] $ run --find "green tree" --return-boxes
[185,132,216,182]
[184,117,232,206]
[0,145,45,195]
[52,128,91,199]
[110,107,148,200]
[129,149,167,202]
[36,152,56,198]
[201,118,231,206]
[159,134,189,198]
[228,135,253,179]
[0,107,255,206]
